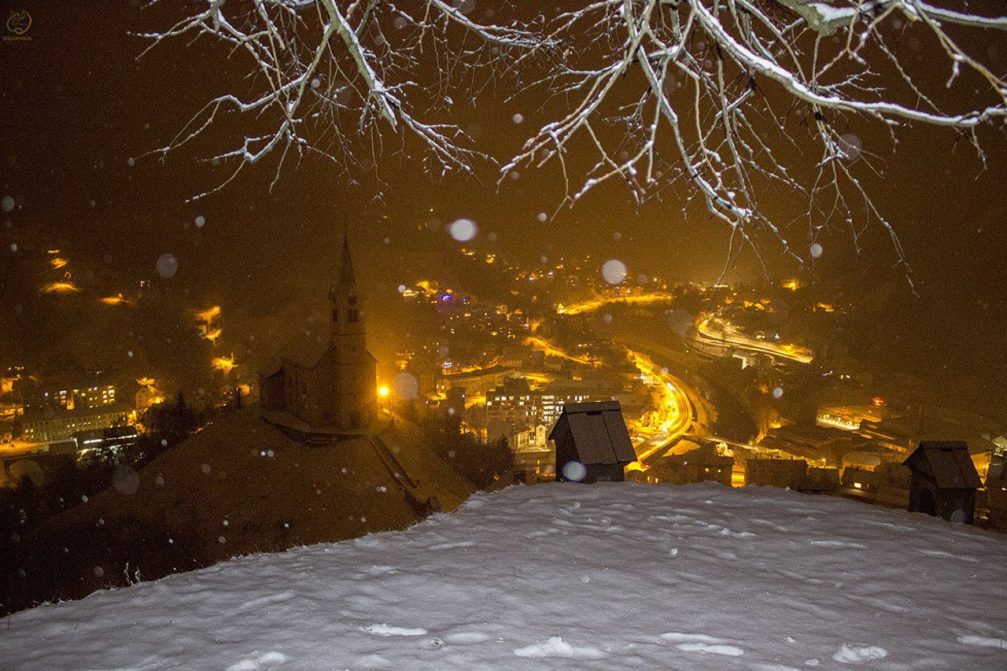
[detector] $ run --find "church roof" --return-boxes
[278,335,332,370]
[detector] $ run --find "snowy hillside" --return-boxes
[3,483,1005,670]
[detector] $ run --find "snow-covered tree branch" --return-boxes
[143,1,1007,279]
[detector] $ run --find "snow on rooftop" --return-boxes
[3,483,1005,670]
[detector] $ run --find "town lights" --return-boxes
[211,355,237,374]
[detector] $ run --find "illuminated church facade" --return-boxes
[259,234,377,432]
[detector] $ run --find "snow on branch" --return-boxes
[139,0,548,198]
[502,0,1006,283]
[144,1,1006,282]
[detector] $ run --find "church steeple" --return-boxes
[330,231,363,337]
[339,232,356,287]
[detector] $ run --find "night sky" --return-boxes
[2,2,1006,406]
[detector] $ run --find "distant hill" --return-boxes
[10,407,474,611]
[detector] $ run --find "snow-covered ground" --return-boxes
[3,482,1005,670]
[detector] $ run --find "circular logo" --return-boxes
[7,10,31,35]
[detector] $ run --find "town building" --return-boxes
[440,365,516,397]
[840,466,879,499]
[985,450,1007,531]
[20,402,133,445]
[659,446,733,486]
[801,467,841,493]
[872,462,911,508]
[23,381,118,414]
[745,458,808,489]
[73,426,139,462]
[259,234,377,433]
[485,377,538,429]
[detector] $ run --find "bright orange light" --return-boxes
[871,396,886,407]
[781,278,801,291]
[556,291,677,316]
[523,336,599,367]
[41,281,80,294]
[204,328,223,344]
[212,354,237,374]
[49,257,69,270]
[99,293,132,306]
[136,377,156,387]
[195,305,222,322]
[378,385,391,398]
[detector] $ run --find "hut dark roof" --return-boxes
[903,441,981,489]
[549,400,636,466]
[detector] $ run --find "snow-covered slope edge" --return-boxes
[2,483,1005,671]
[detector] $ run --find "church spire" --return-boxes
[331,230,363,337]
[339,231,356,287]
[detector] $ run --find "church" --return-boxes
[259,234,377,433]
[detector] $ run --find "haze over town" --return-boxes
[1,2,1006,668]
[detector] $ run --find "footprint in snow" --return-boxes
[513,636,607,659]
[957,635,1007,650]
[428,541,476,551]
[811,540,866,549]
[362,623,428,637]
[920,549,979,563]
[832,644,887,663]
[445,632,492,644]
[676,642,745,656]
[418,637,445,650]
[225,651,287,671]
[661,632,744,657]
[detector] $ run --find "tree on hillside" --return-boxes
[144,1,1006,280]
[421,413,513,489]
[141,392,197,447]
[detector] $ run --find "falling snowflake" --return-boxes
[561,461,587,482]
[156,253,178,278]
[601,259,627,285]
[837,134,862,161]
[394,372,419,400]
[448,218,477,242]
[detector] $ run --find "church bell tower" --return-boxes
[329,233,376,429]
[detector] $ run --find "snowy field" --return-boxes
[3,482,1006,670]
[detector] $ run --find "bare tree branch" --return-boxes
[143,1,1007,284]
